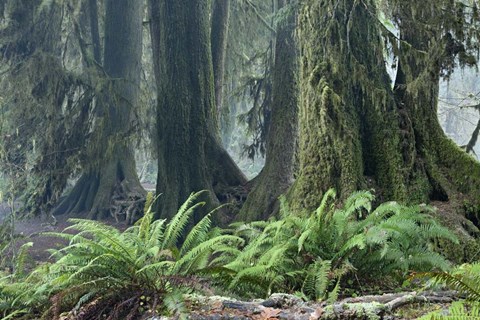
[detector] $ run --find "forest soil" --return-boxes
[9,214,128,263]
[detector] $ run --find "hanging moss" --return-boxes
[289,0,480,219]
[0,1,88,215]
[290,0,406,211]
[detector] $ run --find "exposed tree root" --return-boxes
[53,159,146,223]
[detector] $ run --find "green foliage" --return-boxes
[0,242,36,320]
[417,263,480,320]
[0,191,242,319]
[0,201,25,270]
[0,221,12,263]
[223,189,457,300]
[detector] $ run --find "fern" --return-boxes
[418,301,480,319]
[419,263,480,302]
[224,189,457,300]
[163,191,207,250]
[312,260,332,300]
[0,191,236,319]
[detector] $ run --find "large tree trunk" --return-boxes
[288,0,480,213]
[54,0,145,220]
[392,6,480,205]
[0,0,71,216]
[239,0,298,221]
[149,0,247,221]
[211,0,230,114]
[88,0,102,64]
[289,0,403,211]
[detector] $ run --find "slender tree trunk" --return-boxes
[239,0,298,221]
[211,0,230,114]
[149,0,247,221]
[54,0,146,220]
[88,0,101,64]
[466,118,480,155]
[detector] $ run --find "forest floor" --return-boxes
[0,202,129,264]
[0,201,460,319]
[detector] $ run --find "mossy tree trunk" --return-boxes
[54,0,146,220]
[239,0,298,221]
[88,0,102,64]
[0,0,70,215]
[392,5,480,206]
[288,0,480,213]
[149,0,247,221]
[211,0,230,114]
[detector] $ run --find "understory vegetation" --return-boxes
[0,191,243,319]
[1,189,471,319]
[220,190,458,301]
[417,263,480,319]
[1,0,480,319]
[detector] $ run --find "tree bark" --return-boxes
[0,0,70,216]
[288,0,480,213]
[88,0,102,64]
[211,0,230,114]
[288,0,401,210]
[392,6,480,205]
[54,0,146,220]
[239,1,298,221]
[149,0,247,221]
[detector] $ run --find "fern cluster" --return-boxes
[0,191,242,319]
[223,189,457,301]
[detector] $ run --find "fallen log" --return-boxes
[149,291,458,320]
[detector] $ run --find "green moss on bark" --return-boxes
[289,0,480,214]
[290,0,405,211]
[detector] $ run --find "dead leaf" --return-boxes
[260,307,281,320]
[210,300,223,310]
[309,307,324,320]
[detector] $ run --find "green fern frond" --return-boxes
[315,188,336,221]
[370,201,401,218]
[146,218,167,249]
[342,190,374,218]
[257,244,289,267]
[418,301,480,320]
[420,263,480,301]
[137,196,155,243]
[143,191,159,215]
[335,233,366,260]
[312,260,332,300]
[174,235,244,275]
[230,233,272,266]
[13,242,33,278]
[163,191,207,250]
[229,265,277,291]
[298,228,312,253]
[136,261,175,277]
[180,214,212,256]
[327,277,342,303]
